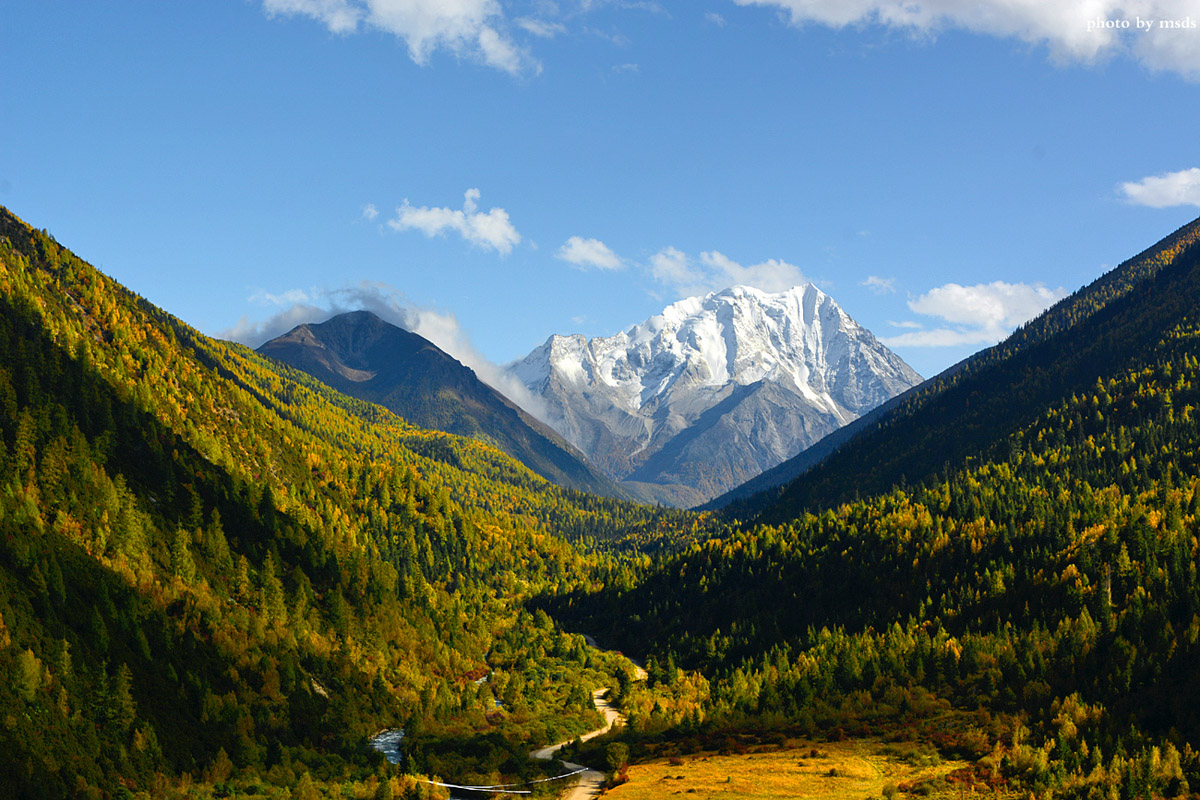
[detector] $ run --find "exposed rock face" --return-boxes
[509,285,922,506]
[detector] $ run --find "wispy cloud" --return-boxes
[221,282,551,420]
[705,11,726,26]
[557,236,625,269]
[729,0,1200,80]
[515,17,567,37]
[361,203,378,221]
[1120,167,1200,208]
[861,275,896,294]
[649,247,808,297]
[881,326,1008,349]
[386,188,521,255]
[261,0,537,74]
[883,280,1066,348]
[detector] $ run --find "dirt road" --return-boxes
[530,688,624,800]
[580,634,649,682]
[527,633,648,800]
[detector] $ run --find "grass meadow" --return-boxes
[602,738,997,800]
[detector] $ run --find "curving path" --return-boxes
[581,634,649,682]
[529,689,622,800]
[530,636,645,800]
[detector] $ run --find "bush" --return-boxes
[605,742,630,773]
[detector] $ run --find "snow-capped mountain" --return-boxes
[508,284,923,506]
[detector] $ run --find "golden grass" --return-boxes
[603,739,983,800]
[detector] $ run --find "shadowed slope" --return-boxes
[259,310,626,498]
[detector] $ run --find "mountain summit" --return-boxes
[509,284,922,506]
[258,310,624,497]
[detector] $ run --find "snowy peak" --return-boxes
[516,283,912,416]
[508,284,922,507]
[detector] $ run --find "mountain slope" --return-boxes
[552,214,1200,800]
[510,284,921,506]
[258,310,625,498]
[721,216,1200,521]
[0,205,701,798]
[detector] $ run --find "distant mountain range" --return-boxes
[258,310,624,498]
[509,284,922,506]
[256,287,919,508]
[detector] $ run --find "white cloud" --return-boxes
[700,250,808,293]
[908,281,1065,328]
[263,0,362,33]
[515,17,567,36]
[612,62,640,72]
[220,282,552,420]
[649,246,698,285]
[861,275,896,294]
[648,247,808,297]
[557,236,625,269]
[729,0,1200,79]
[888,319,923,329]
[477,25,528,73]
[362,202,379,220]
[706,11,726,26]
[387,188,522,255]
[883,280,1067,348]
[223,302,334,348]
[1120,167,1200,208]
[262,0,537,74]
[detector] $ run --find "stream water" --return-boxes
[368,728,405,765]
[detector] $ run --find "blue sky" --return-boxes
[3,0,1200,385]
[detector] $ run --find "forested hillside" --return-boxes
[553,216,1200,800]
[0,206,694,799]
[10,198,1200,800]
[722,216,1200,521]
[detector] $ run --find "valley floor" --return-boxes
[603,739,983,800]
